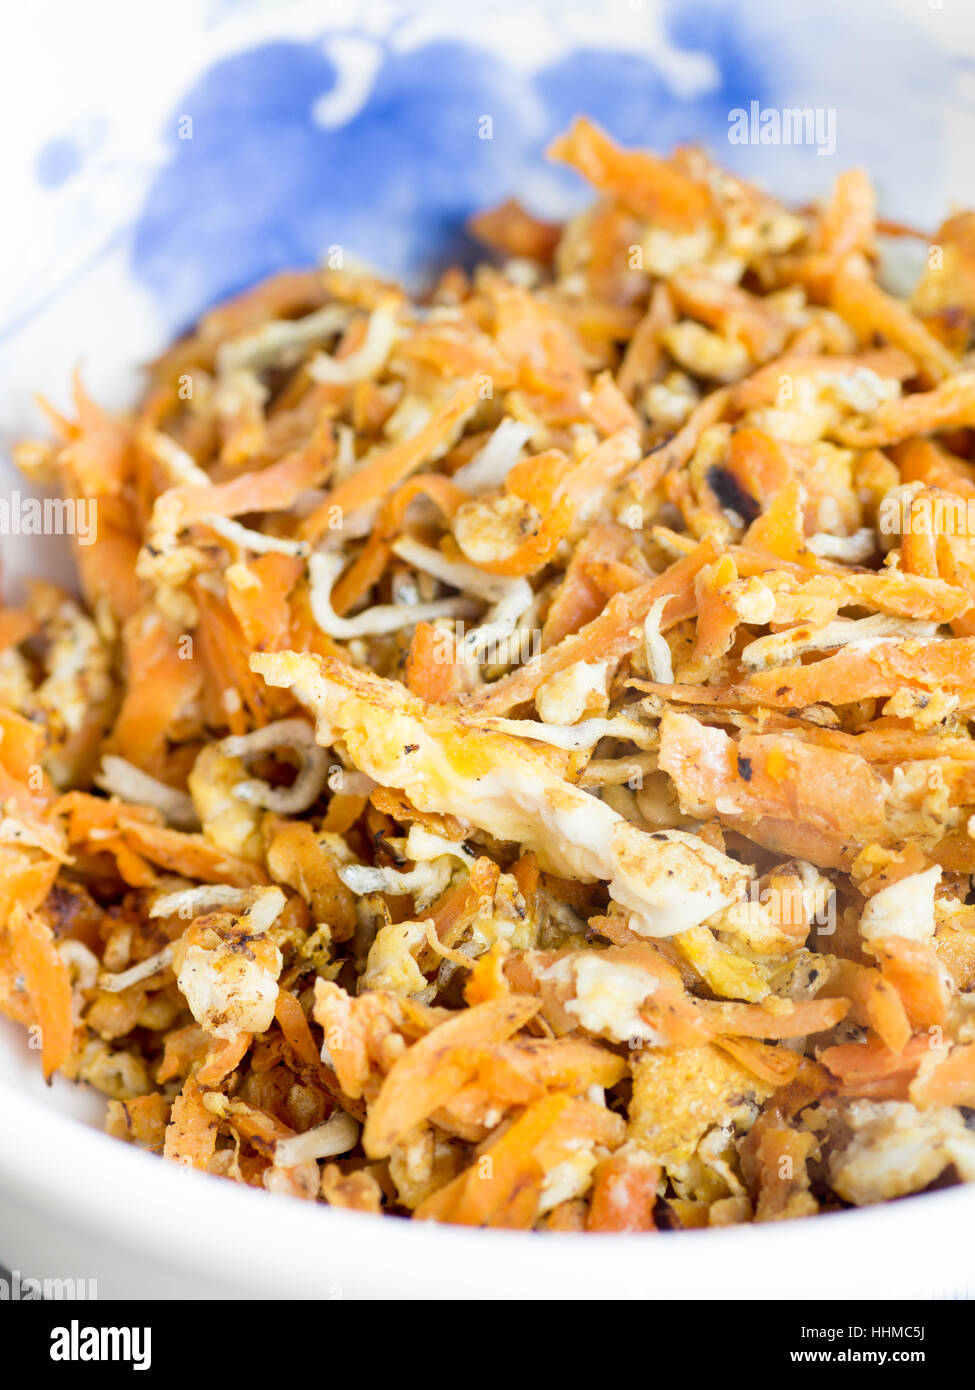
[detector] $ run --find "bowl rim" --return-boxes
[1,1067,972,1300]
[2,7,974,1300]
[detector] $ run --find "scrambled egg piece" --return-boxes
[629,1043,776,1167]
[662,321,751,383]
[535,660,610,725]
[859,867,941,944]
[252,652,752,938]
[173,889,285,1040]
[453,493,542,566]
[361,918,431,997]
[829,1100,975,1205]
[562,954,664,1044]
[188,744,264,862]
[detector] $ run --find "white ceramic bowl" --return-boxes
[3,0,975,1299]
[2,1062,975,1300]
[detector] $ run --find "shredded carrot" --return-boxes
[468,198,561,263]
[832,265,958,386]
[586,1154,660,1232]
[468,536,719,713]
[869,936,948,1031]
[820,1033,931,1088]
[630,388,731,492]
[157,435,333,538]
[163,1079,219,1169]
[817,168,876,260]
[405,621,466,702]
[6,904,73,1079]
[274,989,321,1068]
[910,1042,975,1109]
[111,615,202,772]
[617,284,676,400]
[713,1037,802,1086]
[116,818,265,886]
[334,473,466,616]
[197,1031,252,1085]
[548,116,712,229]
[301,382,477,540]
[363,996,540,1158]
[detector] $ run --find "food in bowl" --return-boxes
[4,117,975,1231]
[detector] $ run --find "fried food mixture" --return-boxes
[7,118,975,1230]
